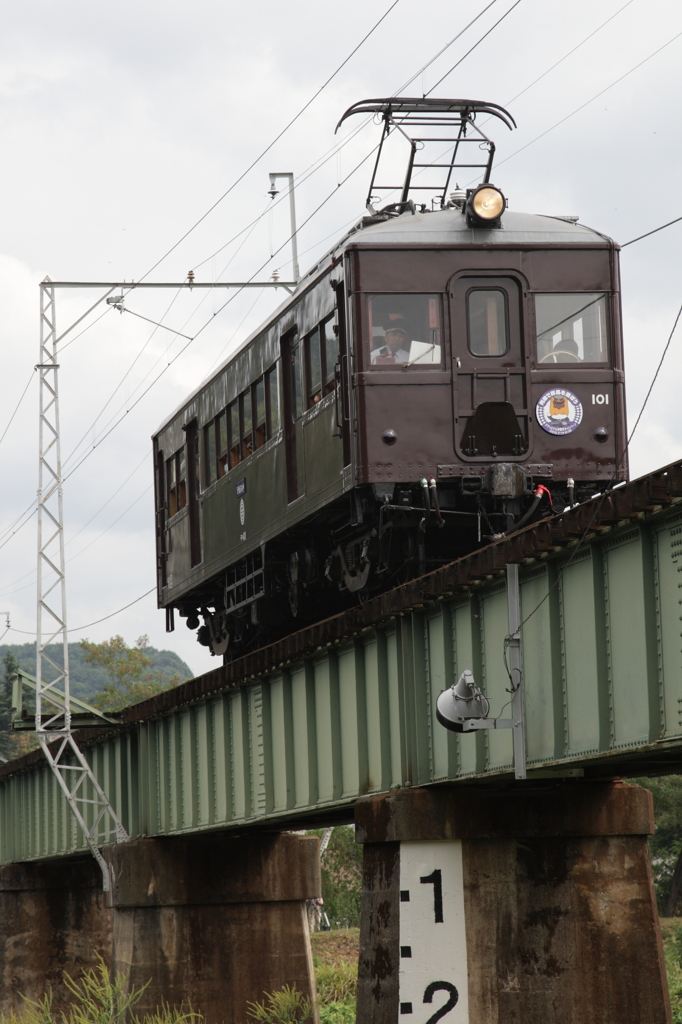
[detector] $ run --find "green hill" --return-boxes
[0,642,193,703]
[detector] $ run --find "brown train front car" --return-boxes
[339,98,626,567]
[345,204,625,554]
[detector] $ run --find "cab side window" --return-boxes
[254,378,266,449]
[306,328,322,406]
[304,313,339,406]
[229,401,240,468]
[535,293,608,364]
[217,412,228,476]
[367,294,442,368]
[166,448,187,516]
[291,337,304,420]
[323,314,338,394]
[242,390,253,457]
[266,364,280,434]
[203,422,216,488]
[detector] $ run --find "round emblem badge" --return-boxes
[536,388,583,436]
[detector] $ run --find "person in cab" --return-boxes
[371,314,410,364]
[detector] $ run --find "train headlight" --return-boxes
[466,184,506,228]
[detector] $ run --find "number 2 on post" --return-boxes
[423,981,459,1024]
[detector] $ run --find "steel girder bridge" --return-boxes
[1,460,682,866]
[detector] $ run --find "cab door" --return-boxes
[449,275,530,460]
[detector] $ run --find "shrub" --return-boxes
[318,1003,356,1024]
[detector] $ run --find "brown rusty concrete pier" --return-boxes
[355,781,671,1024]
[0,857,111,1015]
[0,833,320,1024]
[102,833,320,1022]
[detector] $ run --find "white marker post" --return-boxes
[398,841,469,1023]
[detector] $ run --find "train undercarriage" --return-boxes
[173,470,605,659]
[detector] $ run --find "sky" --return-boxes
[0,0,680,677]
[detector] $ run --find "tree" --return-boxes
[80,635,181,711]
[634,775,682,916]
[0,652,19,759]
[309,826,363,928]
[0,652,38,757]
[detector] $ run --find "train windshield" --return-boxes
[535,293,608,364]
[368,294,442,369]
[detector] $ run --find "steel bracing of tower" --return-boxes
[36,277,129,891]
[31,250,298,886]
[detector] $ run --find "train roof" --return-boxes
[154,207,615,437]
[338,207,614,250]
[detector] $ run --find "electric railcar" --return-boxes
[152,99,627,657]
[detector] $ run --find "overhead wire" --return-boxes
[118,308,192,340]
[67,485,152,565]
[189,0,504,275]
[425,0,524,95]
[0,504,37,554]
[0,453,151,599]
[55,0,412,476]
[492,26,682,172]
[63,201,272,471]
[134,0,403,284]
[55,0,516,480]
[60,140,380,484]
[44,1,537,626]
[495,0,637,113]
[52,0,527,486]
[0,372,34,450]
[205,289,269,375]
[174,0,517,358]
[384,0,641,203]
[622,214,682,247]
[397,0,501,94]
[58,306,113,355]
[65,194,271,470]
[62,287,186,472]
[9,586,157,637]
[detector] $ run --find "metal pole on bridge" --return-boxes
[506,563,526,780]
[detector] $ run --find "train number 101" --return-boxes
[591,394,609,405]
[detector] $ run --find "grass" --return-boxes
[6,923,682,1024]
[311,928,359,1024]
[246,986,315,1024]
[0,959,199,1024]
[0,936,361,1024]
[661,919,682,1022]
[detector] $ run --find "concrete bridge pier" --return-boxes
[355,781,671,1024]
[102,832,320,1023]
[0,857,111,1015]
